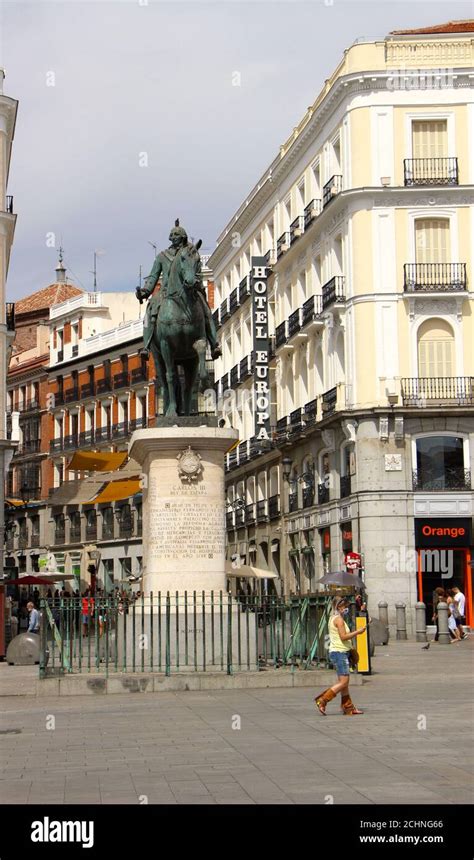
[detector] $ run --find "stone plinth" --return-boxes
[129,426,238,595]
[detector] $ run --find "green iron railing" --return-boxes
[39,593,336,679]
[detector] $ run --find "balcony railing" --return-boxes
[119,518,134,538]
[239,275,251,302]
[226,511,234,530]
[304,199,322,229]
[80,382,94,399]
[256,500,268,523]
[412,468,471,492]
[264,249,275,268]
[54,391,64,407]
[65,387,79,403]
[95,426,112,442]
[274,415,289,443]
[340,475,352,498]
[289,492,298,513]
[401,377,474,406]
[50,438,64,453]
[229,288,239,314]
[403,263,466,292]
[288,308,301,339]
[63,434,79,451]
[131,366,148,385]
[114,371,130,390]
[302,486,314,508]
[289,407,303,435]
[85,525,98,541]
[18,535,28,550]
[276,231,290,259]
[212,309,221,330]
[275,321,287,348]
[301,294,323,328]
[102,523,115,540]
[19,398,39,413]
[220,298,230,322]
[6,302,15,332]
[238,441,248,465]
[239,353,253,381]
[54,529,66,545]
[96,377,112,395]
[5,195,14,214]
[303,398,317,426]
[323,174,343,207]
[30,534,40,548]
[112,421,129,438]
[130,416,147,431]
[322,275,345,310]
[318,483,330,505]
[79,430,94,446]
[70,528,82,543]
[404,157,458,187]
[268,494,280,520]
[289,216,304,245]
[322,387,337,415]
[230,364,239,388]
[17,439,41,455]
[245,503,256,525]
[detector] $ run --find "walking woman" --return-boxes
[315,596,367,715]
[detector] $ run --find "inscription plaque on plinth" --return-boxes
[129,426,238,595]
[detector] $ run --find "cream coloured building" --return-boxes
[0,69,18,592]
[208,21,474,633]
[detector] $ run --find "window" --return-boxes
[102,506,114,540]
[85,508,97,539]
[54,514,65,544]
[412,120,447,159]
[136,504,142,536]
[118,504,133,537]
[415,218,449,264]
[418,319,454,378]
[415,435,466,490]
[102,559,114,594]
[54,462,64,488]
[120,557,132,581]
[70,510,81,541]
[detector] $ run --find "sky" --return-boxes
[1,0,473,300]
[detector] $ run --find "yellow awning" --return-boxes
[67,451,128,472]
[5,498,25,507]
[91,478,141,504]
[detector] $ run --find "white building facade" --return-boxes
[209,24,474,632]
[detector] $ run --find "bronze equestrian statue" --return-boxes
[136,220,221,417]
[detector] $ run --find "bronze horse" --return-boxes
[150,241,209,417]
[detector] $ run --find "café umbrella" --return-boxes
[318,570,365,589]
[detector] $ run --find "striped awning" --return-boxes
[67,451,128,472]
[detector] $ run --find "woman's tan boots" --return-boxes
[314,688,336,715]
[341,693,363,715]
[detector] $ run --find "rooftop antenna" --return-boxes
[148,241,157,259]
[90,249,106,292]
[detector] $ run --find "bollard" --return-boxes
[395,602,407,640]
[378,600,389,636]
[415,601,427,642]
[436,601,451,645]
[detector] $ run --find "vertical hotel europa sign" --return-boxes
[251,257,271,443]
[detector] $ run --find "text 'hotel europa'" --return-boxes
[251,257,271,442]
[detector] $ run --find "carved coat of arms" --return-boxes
[177,446,203,482]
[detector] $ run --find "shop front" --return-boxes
[414,517,473,626]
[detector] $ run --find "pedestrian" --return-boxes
[447,590,462,641]
[26,601,40,635]
[82,591,90,638]
[432,587,446,642]
[452,586,468,639]
[314,596,367,715]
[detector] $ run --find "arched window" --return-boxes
[417,318,454,378]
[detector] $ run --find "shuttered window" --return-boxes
[418,319,454,378]
[412,120,447,159]
[415,218,449,264]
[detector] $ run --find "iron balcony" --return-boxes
[401,377,474,406]
[322,275,345,310]
[323,175,343,208]
[304,199,322,229]
[6,302,15,332]
[276,232,290,259]
[302,486,314,509]
[275,321,287,349]
[131,367,148,384]
[303,398,317,426]
[288,308,301,339]
[6,195,14,214]
[403,263,466,292]
[412,468,471,492]
[321,387,337,415]
[301,295,323,328]
[318,483,330,505]
[96,377,112,395]
[79,430,94,446]
[80,382,95,399]
[289,216,304,245]
[112,422,129,438]
[256,500,268,523]
[113,371,130,390]
[65,387,79,403]
[268,494,280,520]
[403,157,458,187]
[340,475,352,498]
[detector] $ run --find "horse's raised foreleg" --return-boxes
[193,338,209,393]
